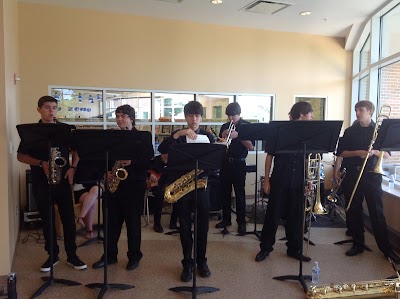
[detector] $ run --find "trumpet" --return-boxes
[215,120,236,149]
[346,105,391,212]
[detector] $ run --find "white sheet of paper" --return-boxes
[186,134,210,144]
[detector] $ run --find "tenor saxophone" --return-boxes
[109,161,128,193]
[164,169,208,203]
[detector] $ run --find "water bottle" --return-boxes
[389,175,395,190]
[7,272,17,299]
[312,261,320,284]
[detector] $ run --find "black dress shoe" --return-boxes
[385,251,400,264]
[287,251,311,262]
[126,259,139,270]
[197,263,211,278]
[153,224,164,233]
[238,223,246,235]
[92,257,117,269]
[346,246,364,256]
[181,266,193,282]
[215,221,232,229]
[169,223,179,230]
[255,250,269,262]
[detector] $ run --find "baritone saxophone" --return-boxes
[164,169,208,203]
[307,279,400,299]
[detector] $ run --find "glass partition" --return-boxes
[154,93,194,122]
[237,95,273,122]
[197,94,233,122]
[105,91,151,122]
[52,88,103,122]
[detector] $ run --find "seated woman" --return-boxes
[72,157,104,239]
[74,183,102,239]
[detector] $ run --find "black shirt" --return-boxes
[17,120,71,177]
[158,128,214,184]
[110,128,154,183]
[219,118,253,159]
[337,121,378,172]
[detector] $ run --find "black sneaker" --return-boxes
[67,256,87,270]
[40,256,60,272]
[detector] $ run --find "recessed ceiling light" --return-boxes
[300,11,311,16]
[211,0,222,4]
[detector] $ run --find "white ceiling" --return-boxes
[19,0,393,49]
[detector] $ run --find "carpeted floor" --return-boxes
[8,207,400,299]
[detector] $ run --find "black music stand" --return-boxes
[236,123,271,239]
[167,143,225,298]
[73,129,151,299]
[267,120,342,293]
[73,159,105,247]
[16,123,81,299]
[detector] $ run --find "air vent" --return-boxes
[155,0,184,3]
[241,1,291,15]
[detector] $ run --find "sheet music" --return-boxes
[186,134,210,144]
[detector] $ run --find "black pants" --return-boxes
[220,160,247,224]
[32,172,77,258]
[152,186,178,226]
[107,182,145,261]
[342,170,391,254]
[259,184,303,254]
[176,188,210,267]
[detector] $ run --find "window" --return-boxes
[52,88,103,122]
[359,75,370,101]
[197,94,233,122]
[105,91,151,122]
[295,96,326,120]
[360,34,371,71]
[378,60,400,181]
[380,3,400,59]
[154,93,193,122]
[236,95,273,122]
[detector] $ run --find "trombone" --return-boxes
[345,105,391,212]
[305,153,326,255]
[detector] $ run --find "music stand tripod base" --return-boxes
[333,239,372,252]
[169,286,220,295]
[273,274,311,293]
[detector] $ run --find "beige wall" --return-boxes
[0,0,20,275]
[17,3,352,199]
[18,3,351,124]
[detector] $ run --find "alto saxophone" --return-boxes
[109,161,128,193]
[49,147,67,184]
[164,169,208,203]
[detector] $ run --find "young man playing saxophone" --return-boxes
[158,101,215,282]
[92,104,153,271]
[17,95,87,272]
